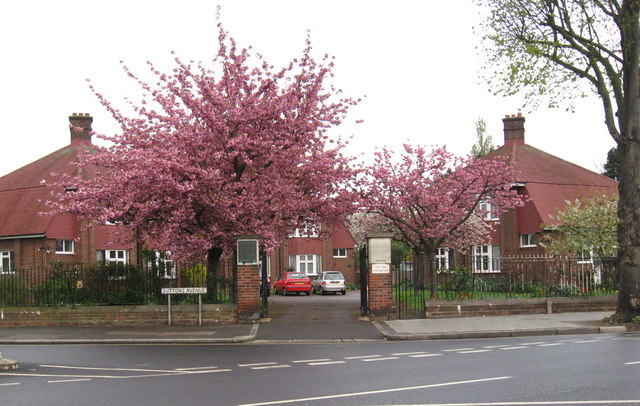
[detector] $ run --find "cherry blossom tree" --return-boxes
[359,145,525,298]
[51,22,359,281]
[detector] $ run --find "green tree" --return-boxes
[603,146,621,181]
[471,117,495,158]
[544,195,619,260]
[477,0,640,321]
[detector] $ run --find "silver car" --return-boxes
[312,271,346,295]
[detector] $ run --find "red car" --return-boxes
[273,272,312,296]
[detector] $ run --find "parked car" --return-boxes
[312,271,346,295]
[273,272,312,296]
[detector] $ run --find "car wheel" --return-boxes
[282,288,287,296]
[320,288,325,295]
[305,291,310,296]
[341,290,346,295]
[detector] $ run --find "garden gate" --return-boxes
[359,245,369,316]
[392,252,427,319]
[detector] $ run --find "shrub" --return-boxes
[0,274,29,306]
[546,284,580,297]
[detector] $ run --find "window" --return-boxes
[478,200,500,221]
[473,244,501,273]
[289,254,322,276]
[435,248,454,271]
[55,239,74,254]
[97,250,129,265]
[0,251,14,274]
[333,248,347,258]
[577,250,594,264]
[148,251,175,279]
[290,224,320,238]
[520,233,537,248]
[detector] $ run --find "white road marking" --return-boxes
[574,340,599,343]
[175,366,219,371]
[362,357,399,362]
[48,378,92,384]
[237,376,512,406]
[519,342,547,345]
[500,346,528,350]
[624,361,640,365]
[392,351,428,356]
[40,364,184,373]
[0,382,20,386]
[291,359,331,363]
[344,355,382,359]
[444,348,475,352]
[238,362,278,367]
[459,350,492,354]
[538,343,564,347]
[483,345,511,349]
[410,353,443,358]
[307,361,346,366]
[250,365,290,370]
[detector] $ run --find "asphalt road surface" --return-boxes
[2,333,639,405]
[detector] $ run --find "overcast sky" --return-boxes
[0,0,616,177]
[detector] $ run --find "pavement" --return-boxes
[0,293,632,371]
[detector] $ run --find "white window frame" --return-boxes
[473,244,501,273]
[0,251,14,274]
[290,223,320,238]
[332,248,347,258]
[520,233,537,248]
[98,249,129,265]
[148,251,175,279]
[292,254,321,276]
[55,239,74,254]
[435,247,452,271]
[478,200,500,221]
[577,250,594,265]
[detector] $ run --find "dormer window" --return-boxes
[478,200,500,221]
[290,223,320,238]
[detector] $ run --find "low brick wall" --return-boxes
[0,304,237,326]
[424,296,617,319]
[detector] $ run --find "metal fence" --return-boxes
[0,260,236,307]
[438,255,618,300]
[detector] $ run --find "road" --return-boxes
[1,333,639,405]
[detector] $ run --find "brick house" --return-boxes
[0,113,139,272]
[266,224,358,285]
[452,113,618,273]
[0,113,357,282]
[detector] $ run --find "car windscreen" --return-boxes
[288,273,306,279]
[324,272,344,280]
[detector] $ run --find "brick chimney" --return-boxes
[69,113,93,144]
[502,113,525,146]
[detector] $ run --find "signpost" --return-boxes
[161,287,207,326]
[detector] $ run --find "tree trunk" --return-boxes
[615,1,640,323]
[207,247,223,303]
[616,138,640,322]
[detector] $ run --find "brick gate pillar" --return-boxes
[235,236,261,322]
[236,264,260,322]
[367,233,396,319]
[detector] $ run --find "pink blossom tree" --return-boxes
[51,23,359,283]
[358,145,525,298]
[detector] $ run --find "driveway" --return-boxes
[255,290,384,341]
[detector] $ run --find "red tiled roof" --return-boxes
[486,142,618,227]
[0,142,95,237]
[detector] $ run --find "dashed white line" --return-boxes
[410,353,443,358]
[0,382,20,386]
[624,361,640,365]
[362,357,399,362]
[392,351,428,356]
[483,345,511,349]
[538,343,564,347]
[519,342,548,345]
[344,355,382,360]
[459,350,492,354]
[48,378,92,384]
[307,361,346,366]
[500,346,528,351]
[250,365,290,370]
[574,340,599,343]
[444,348,475,352]
[175,366,219,371]
[291,359,331,363]
[238,362,278,367]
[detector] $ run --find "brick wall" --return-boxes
[424,296,616,319]
[236,264,260,321]
[0,304,236,326]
